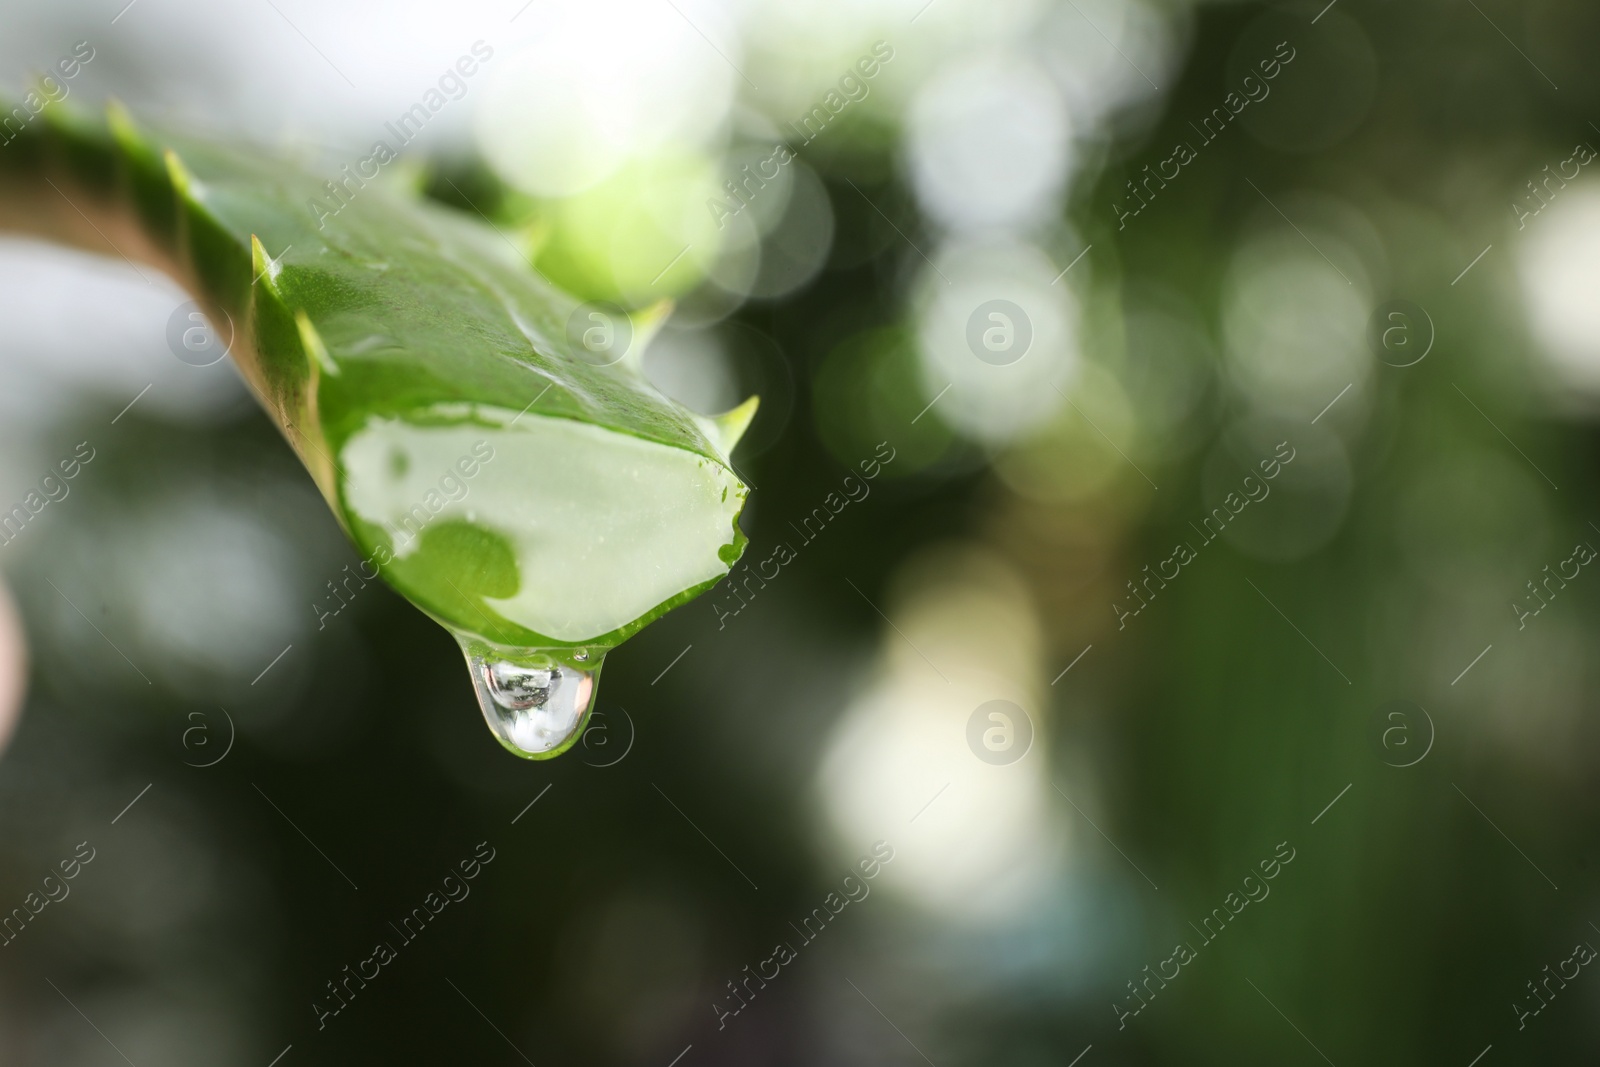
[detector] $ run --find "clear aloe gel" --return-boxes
[461,644,599,758]
[337,406,749,757]
[0,100,757,758]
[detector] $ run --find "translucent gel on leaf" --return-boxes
[0,100,756,758]
[460,638,601,758]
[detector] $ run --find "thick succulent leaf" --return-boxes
[0,100,753,660]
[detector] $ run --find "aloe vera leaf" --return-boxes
[0,100,754,662]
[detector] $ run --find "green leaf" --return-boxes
[0,100,755,669]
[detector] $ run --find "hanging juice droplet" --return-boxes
[457,638,603,759]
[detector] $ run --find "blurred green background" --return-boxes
[2,0,1598,1062]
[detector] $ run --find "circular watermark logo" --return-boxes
[1367,299,1433,368]
[1368,699,1434,768]
[966,299,1032,366]
[181,706,236,768]
[579,706,635,768]
[166,301,234,367]
[566,301,633,368]
[966,699,1034,765]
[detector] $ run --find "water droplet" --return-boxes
[574,649,589,662]
[459,641,603,759]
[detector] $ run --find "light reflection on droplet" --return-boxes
[459,638,602,759]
